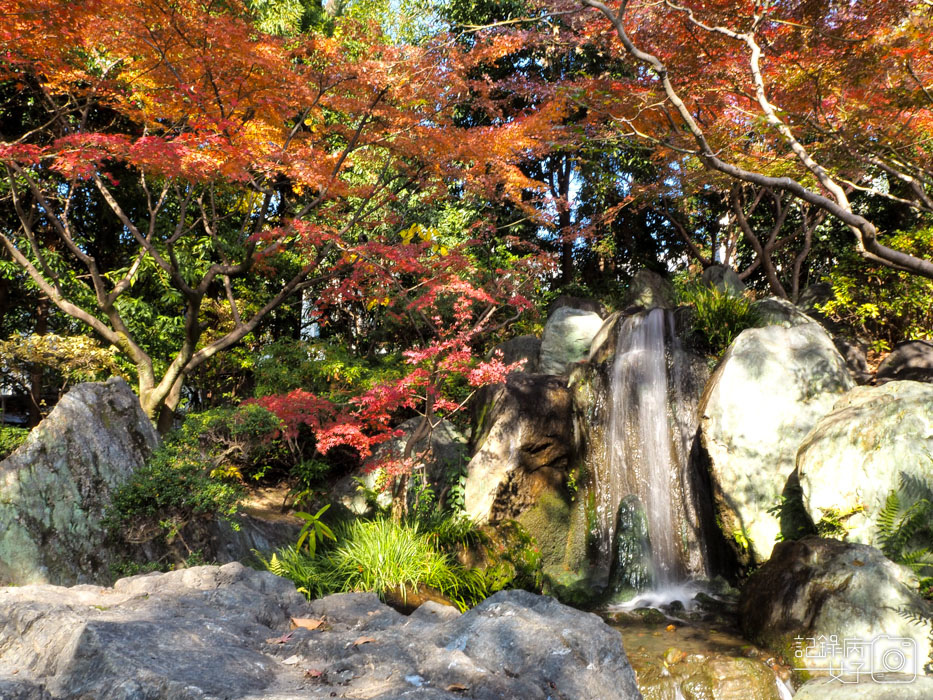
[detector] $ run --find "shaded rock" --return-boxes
[752,296,816,328]
[0,378,159,586]
[0,567,643,700]
[833,336,872,385]
[701,264,745,296]
[698,324,854,565]
[625,270,676,310]
[794,675,933,699]
[740,538,932,679]
[876,339,933,383]
[797,283,834,313]
[797,381,933,546]
[464,374,575,524]
[490,335,541,374]
[539,306,604,375]
[333,417,467,516]
[546,294,606,319]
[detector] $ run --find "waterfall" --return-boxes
[590,308,709,595]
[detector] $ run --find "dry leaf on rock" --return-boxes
[291,617,324,631]
[265,631,294,644]
[353,636,376,646]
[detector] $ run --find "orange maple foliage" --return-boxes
[0,0,563,426]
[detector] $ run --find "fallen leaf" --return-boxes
[266,631,295,644]
[305,669,323,678]
[665,624,676,632]
[445,683,469,692]
[291,617,324,631]
[282,655,301,665]
[353,636,377,646]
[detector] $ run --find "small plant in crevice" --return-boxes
[679,283,761,357]
[877,472,933,599]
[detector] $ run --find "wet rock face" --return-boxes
[797,381,933,547]
[740,538,932,679]
[464,374,576,524]
[698,323,854,565]
[0,377,160,586]
[876,339,933,384]
[0,566,643,700]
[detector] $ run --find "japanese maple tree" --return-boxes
[0,0,560,429]
[526,0,933,278]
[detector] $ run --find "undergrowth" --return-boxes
[260,516,488,611]
[679,283,761,356]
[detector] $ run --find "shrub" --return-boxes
[679,283,761,356]
[104,428,243,549]
[820,225,933,352]
[0,426,29,460]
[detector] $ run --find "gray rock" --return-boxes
[333,417,468,516]
[701,264,745,296]
[876,340,933,383]
[546,295,606,319]
[797,381,933,546]
[0,567,643,699]
[490,335,541,374]
[833,336,872,384]
[797,282,834,313]
[625,270,676,310]
[794,675,933,699]
[0,378,160,586]
[752,296,817,328]
[740,538,932,681]
[698,324,854,565]
[539,306,604,375]
[464,374,576,524]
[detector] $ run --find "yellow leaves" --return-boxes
[366,296,391,310]
[399,223,448,255]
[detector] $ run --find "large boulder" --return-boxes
[0,565,643,699]
[490,335,542,374]
[464,374,576,524]
[625,270,676,310]
[546,294,606,318]
[876,340,933,384]
[538,306,604,375]
[752,296,816,328]
[701,264,745,296]
[698,324,854,565]
[740,538,932,680]
[797,381,933,546]
[0,377,159,586]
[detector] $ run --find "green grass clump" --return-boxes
[680,284,761,356]
[261,516,489,611]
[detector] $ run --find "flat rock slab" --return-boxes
[0,564,642,700]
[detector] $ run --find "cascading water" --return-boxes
[588,307,711,596]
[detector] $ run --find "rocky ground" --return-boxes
[0,562,642,700]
